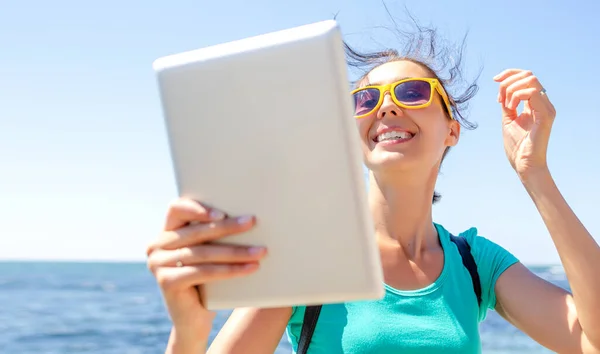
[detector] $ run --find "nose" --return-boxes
[376,92,403,119]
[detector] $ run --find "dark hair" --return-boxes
[341,6,481,203]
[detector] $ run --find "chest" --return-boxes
[301,291,481,354]
[380,249,445,291]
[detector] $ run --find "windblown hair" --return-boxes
[341,5,482,203]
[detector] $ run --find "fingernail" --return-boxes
[493,74,500,80]
[209,210,225,220]
[497,94,501,103]
[237,215,253,224]
[248,247,265,255]
[243,263,259,270]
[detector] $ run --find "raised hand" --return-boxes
[494,69,557,179]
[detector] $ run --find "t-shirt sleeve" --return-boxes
[285,306,303,352]
[460,227,520,320]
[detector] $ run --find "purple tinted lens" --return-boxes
[394,80,431,106]
[353,88,380,116]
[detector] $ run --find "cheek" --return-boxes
[422,123,453,157]
[415,108,451,148]
[355,119,373,149]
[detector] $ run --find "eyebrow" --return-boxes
[361,76,413,87]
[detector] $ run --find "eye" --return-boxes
[401,90,425,100]
[395,81,431,105]
[353,89,380,115]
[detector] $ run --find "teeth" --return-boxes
[376,131,413,142]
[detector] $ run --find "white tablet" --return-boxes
[153,20,384,310]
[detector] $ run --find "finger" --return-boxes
[504,75,540,108]
[497,70,534,104]
[164,198,227,231]
[155,262,260,291]
[148,244,267,269]
[154,215,256,251]
[506,87,538,111]
[493,68,527,82]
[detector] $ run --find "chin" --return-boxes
[365,151,418,173]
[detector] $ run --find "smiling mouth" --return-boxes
[373,131,415,143]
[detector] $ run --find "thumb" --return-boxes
[500,102,518,124]
[531,108,553,136]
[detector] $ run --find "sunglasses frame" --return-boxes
[350,77,455,120]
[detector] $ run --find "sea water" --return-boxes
[0,262,566,353]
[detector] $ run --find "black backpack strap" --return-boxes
[449,234,482,307]
[297,305,322,354]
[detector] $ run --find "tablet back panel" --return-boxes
[153,20,384,310]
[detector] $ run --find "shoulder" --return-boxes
[435,223,520,312]
[455,225,519,272]
[435,223,517,268]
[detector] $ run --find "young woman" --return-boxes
[145,22,600,354]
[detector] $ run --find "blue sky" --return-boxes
[1,0,598,264]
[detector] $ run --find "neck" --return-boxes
[368,168,440,260]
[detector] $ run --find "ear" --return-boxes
[446,119,461,147]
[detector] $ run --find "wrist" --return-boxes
[167,314,215,354]
[166,325,210,354]
[519,167,557,199]
[518,166,552,186]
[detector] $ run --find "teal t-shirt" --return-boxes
[285,223,519,353]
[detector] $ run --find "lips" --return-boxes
[371,127,416,144]
[375,130,414,142]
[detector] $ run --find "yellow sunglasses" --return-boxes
[350,77,454,120]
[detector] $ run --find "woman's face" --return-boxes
[355,60,460,175]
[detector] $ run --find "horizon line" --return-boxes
[0,258,563,268]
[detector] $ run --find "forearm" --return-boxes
[166,324,211,354]
[522,168,600,345]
